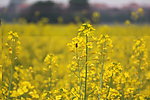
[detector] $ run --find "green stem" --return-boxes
[100,54,104,88]
[99,39,106,100]
[8,55,15,99]
[76,47,82,100]
[84,35,88,100]
[49,68,52,91]
[8,41,16,99]
[137,60,142,93]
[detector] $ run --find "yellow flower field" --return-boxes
[0,23,150,100]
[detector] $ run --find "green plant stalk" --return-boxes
[137,59,142,93]
[76,47,82,100]
[100,54,104,88]
[8,58,14,99]
[49,67,52,91]
[106,74,113,98]
[84,34,88,100]
[96,62,99,99]
[99,40,106,100]
[8,63,13,99]
[99,56,104,99]
[8,42,16,99]
[46,65,52,99]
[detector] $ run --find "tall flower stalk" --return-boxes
[130,38,148,94]
[44,54,58,99]
[97,34,113,99]
[67,36,85,99]
[84,34,88,100]
[68,23,95,100]
[5,31,21,99]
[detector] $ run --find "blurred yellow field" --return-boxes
[0,23,150,99]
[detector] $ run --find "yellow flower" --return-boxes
[56,95,62,100]
[29,90,39,99]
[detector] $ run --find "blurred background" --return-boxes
[0,0,150,24]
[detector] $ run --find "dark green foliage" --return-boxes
[21,1,62,23]
[69,0,89,11]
